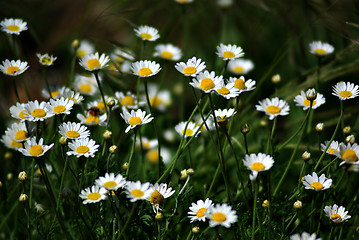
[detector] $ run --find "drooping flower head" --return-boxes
[148,183,175,212]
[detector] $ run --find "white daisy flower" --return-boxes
[332,82,359,101]
[112,48,135,61]
[4,122,29,142]
[59,88,84,105]
[34,202,45,213]
[188,198,214,223]
[1,133,24,150]
[46,97,74,115]
[227,59,254,75]
[9,102,30,121]
[293,90,326,110]
[41,86,65,99]
[0,59,29,76]
[189,70,224,93]
[175,121,200,138]
[76,40,95,58]
[255,97,290,120]
[36,53,57,66]
[153,44,182,61]
[290,232,321,240]
[324,204,351,223]
[206,203,238,228]
[74,75,99,96]
[309,41,334,56]
[79,185,108,204]
[211,108,237,124]
[216,43,244,60]
[243,153,274,181]
[120,108,154,133]
[134,25,160,41]
[148,183,175,212]
[67,138,99,158]
[175,57,206,77]
[0,18,27,35]
[320,140,340,156]
[145,147,171,165]
[58,122,90,140]
[24,100,54,122]
[144,84,172,111]
[77,112,107,126]
[131,60,161,78]
[213,81,240,99]
[302,172,332,191]
[95,173,126,191]
[125,181,153,202]
[79,52,110,71]
[18,137,54,157]
[116,91,144,109]
[334,142,359,165]
[228,76,256,93]
[136,137,158,150]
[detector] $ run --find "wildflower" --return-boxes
[315,123,324,132]
[255,97,290,120]
[103,130,112,139]
[206,203,238,228]
[149,183,175,212]
[0,59,29,76]
[175,57,206,77]
[136,137,158,150]
[24,100,54,121]
[241,123,250,134]
[9,103,30,121]
[188,198,214,223]
[74,75,99,96]
[290,232,321,240]
[76,40,95,58]
[79,52,110,71]
[302,172,332,191]
[216,43,244,60]
[272,74,281,84]
[262,200,270,208]
[227,59,254,75]
[293,90,325,110]
[111,48,135,61]
[46,97,74,115]
[343,126,351,134]
[134,25,160,41]
[228,76,256,93]
[125,181,153,202]
[213,81,240,99]
[145,84,172,111]
[95,173,126,191]
[293,200,303,209]
[18,137,54,157]
[131,60,161,78]
[19,193,28,202]
[121,108,153,133]
[79,185,108,204]
[67,138,99,158]
[334,142,359,165]
[320,140,339,155]
[41,86,65,99]
[332,82,359,100]
[175,122,200,138]
[36,53,57,66]
[243,153,274,180]
[0,18,27,35]
[109,145,117,154]
[346,135,355,144]
[309,41,334,56]
[34,202,45,213]
[1,134,23,150]
[59,137,68,145]
[116,91,144,109]
[59,88,84,104]
[4,122,29,142]
[192,226,200,234]
[324,204,351,223]
[77,112,107,126]
[211,108,236,126]
[58,122,90,140]
[302,151,311,161]
[153,44,182,61]
[189,70,223,93]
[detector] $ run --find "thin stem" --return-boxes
[243,133,249,154]
[207,164,220,197]
[12,79,21,102]
[21,77,31,101]
[56,154,69,212]
[317,157,338,175]
[42,68,53,99]
[117,203,137,239]
[267,118,277,154]
[252,182,259,240]
[221,60,229,75]
[28,158,35,210]
[126,131,137,179]
[94,71,109,118]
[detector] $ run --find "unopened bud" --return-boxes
[293,200,302,209]
[187,168,194,175]
[241,123,250,134]
[343,126,351,134]
[262,200,270,208]
[0,181,3,188]
[59,136,68,145]
[106,97,116,107]
[306,88,317,102]
[346,135,355,144]
[103,130,112,139]
[315,123,324,132]
[155,212,164,220]
[19,193,28,202]
[4,151,12,160]
[72,39,79,49]
[260,119,268,127]
[272,74,281,84]
[109,145,118,154]
[122,162,128,170]
[192,226,200,234]
[302,151,311,161]
[6,173,13,180]
[180,169,188,180]
[18,171,28,182]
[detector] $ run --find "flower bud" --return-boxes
[103,130,112,139]
[187,168,194,175]
[122,162,128,170]
[19,193,28,202]
[306,88,317,102]
[180,169,188,180]
[272,74,281,84]
[192,226,200,234]
[346,135,355,144]
[0,181,3,188]
[315,123,324,132]
[260,119,268,127]
[109,145,118,154]
[155,212,164,221]
[6,173,13,180]
[293,200,302,209]
[106,97,116,107]
[262,200,270,208]
[18,171,28,182]
[241,123,250,134]
[4,151,12,160]
[59,136,68,145]
[302,151,311,161]
[343,126,351,134]
[72,39,79,48]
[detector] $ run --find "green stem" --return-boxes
[28,158,35,210]
[12,79,21,102]
[56,154,69,212]
[252,182,259,239]
[117,203,137,239]
[267,118,277,154]
[43,68,52,99]
[206,164,220,197]
[243,133,249,154]
[21,77,31,101]
[94,71,109,118]
[317,157,338,175]
[126,131,137,179]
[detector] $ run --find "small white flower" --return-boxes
[24,100,54,121]
[175,122,200,138]
[216,43,244,60]
[1,132,23,150]
[189,70,223,93]
[293,90,326,110]
[76,40,95,58]
[18,137,54,157]
[213,81,240,99]
[302,172,332,191]
[290,232,321,240]
[0,18,27,35]
[67,138,99,158]
[175,57,206,77]
[144,84,171,111]
[131,60,161,78]
[120,108,154,133]
[320,140,339,156]
[332,82,359,101]
[256,97,290,120]
[243,153,274,181]
[125,181,153,202]
[227,59,254,75]
[74,75,99,96]
[188,198,214,223]
[79,52,110,71]
[309,41,334,56]
[206,203,238,228]
[134,25,160,41]
[3,122,29,142]
[148,183,175,212]
[0,59,29,76]
[334,142,359,165]
[95,173,126,191]
[46,97,74,115]
[153,44,182,61]
[211,108,237,123]
[112,48,135,61]
[36,53,57,66]
[228,76,256,93]
[79,185,108,204]
[59,88,84,105]
[58,122,90,140]
[9,102,30,121]
[77,112,107,126]
[116,91,144,109]
[41,86,66,99]
[324,204,351,223]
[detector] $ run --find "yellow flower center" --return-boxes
[328,148,337,155]
[196,208,207,218]
[150,190,164,205]
[216,87,230,95]
[121,96,135,106]
[200,78,215,91]
[251,162,265,171]
[182,128,194,136]
[212,212,227,222]
[97,102,105,111]
[233,66,244,74]
[310,182,324,190]
[183,66,196,75]
[7,25,20,32]
[87,192,101,201]
[32,109,46,118]
[80,83,92,93]
[303,99,316,107]
[161,51,174,59]
[140,33,152,40]
[331,213,341,220]
[342,149,358,162]
[103,181,117,189]
[129,116,142,126]
[131,189,144,198]
[30,145,44,156]
[53,105,66,113]
[6,66,20,75]
[86,116,99,124]
[234,78,246,90]
[138,68,153,77]
[76,146,89,154]
[222,51,235,59]
[86,59,101,70]
[66,130,80,138]
[15,130,28,141]
[11,140,23,149]
[266,105,281,114]
[146,149,159,164]
[51,90,60,98]
[150,97,162,108]
[76,49,86,58]
[339,90,352,98]
[41,56,52,65]
[314,49,327,55]
[19,110,29,119]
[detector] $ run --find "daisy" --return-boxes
[120,108,153,133]
[59,88,84,105]
[146,147,171,165]
[309,41,334,56]
[0,59,29,76]
[74,75,99,96]
[77,112,107,126]
[213,81,240,99]
[9,102,30,121]
[324,204,351,223]
[145,84,171,111]
[86,100,107,115]
[294,90,326,110]
[131,60,161,78]
[36,53,57,66]
[136,137,158,150]
[4,122,29,142]
[18,137,54,157]
[189,70,223,93]
[227,59,254,75]
[79,52,110,71]
[153,44,182,61]
[134,25,160,41]
[148,183,175,212]
[175,57,206,77]
[206,203,238,228]
[0,18,27,35]
[211,108,236,125]
[332,82,359,101]
[334,142,359,165]
[216,43,244,60]
[76,40,95,58]
[67,138,99,158]
[188,198,214,223]
[46,97,74,115]
[24,100,54,121]
[302,172,332,191]
[255,97,290,120]
[41,86,65,99]
[79,185,108,204]
[125,181,153,202]
[116,91,144,109]
[228,76,256,92]
[58,122,90,140]
[1,133,23,150]
[95,173,126,191]
[243,153,274,181]
[290,232,321,240]
[320,140,339,155]
[175,121,200,138]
